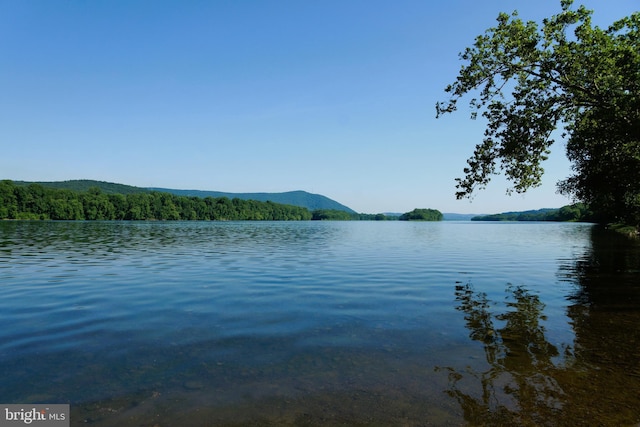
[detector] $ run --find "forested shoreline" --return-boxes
[471,204,595,222]
[0,180,414,221]
[0,180,312,221]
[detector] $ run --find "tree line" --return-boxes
[0,180,312,221]
[0,180,448,222]
[471,203,594,222]
[310,209,443,221]
[311,209,397,221]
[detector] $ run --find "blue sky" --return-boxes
[1,0,637,214]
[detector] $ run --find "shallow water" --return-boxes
[0,221,639,426]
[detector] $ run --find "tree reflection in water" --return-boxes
[439,227,640,426]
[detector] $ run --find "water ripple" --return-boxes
[2,220,616,422]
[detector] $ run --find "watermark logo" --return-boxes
[1,405,69,427]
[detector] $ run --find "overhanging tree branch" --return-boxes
[436,0,640,224]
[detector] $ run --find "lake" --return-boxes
[1,221,639,426]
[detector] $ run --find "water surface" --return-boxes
[0,221,639,425]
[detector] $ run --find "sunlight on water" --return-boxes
[1,221,639,426]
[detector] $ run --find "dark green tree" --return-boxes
[0,180,18,219]
[125,193,151,220]
[436,1,639,225]
[108,194,128,220]
[49,190,84,220]
[311,209,354,220]
[399,208,443,221]
[82,187,115,220]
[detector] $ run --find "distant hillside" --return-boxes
[471,204,593,222]
[14,180,148,195]
[149,188,356,213]
[472,208,559,221]
[12,180,356,213]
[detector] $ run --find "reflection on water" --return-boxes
[440,227,640,426]
[440,284,569,425]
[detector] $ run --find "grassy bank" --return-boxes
[607,223,640,238]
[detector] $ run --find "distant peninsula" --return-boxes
[471,204,594,222]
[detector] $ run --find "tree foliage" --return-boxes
[471,203,593,221]
[436,1,639,225]
[311,209,355,220]
[311,209,395,220]
[399,208,443,221]
[0,180,312,221]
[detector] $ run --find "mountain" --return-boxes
[13,180,356,213]
[13,179,147,195]
[148,188,356,213]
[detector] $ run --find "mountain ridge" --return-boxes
[471,204,593,222]
[148,187,356,213]
[11,179,356,213]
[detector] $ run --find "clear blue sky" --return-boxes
[1,0,637,214]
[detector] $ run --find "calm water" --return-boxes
[1,221,639,426]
